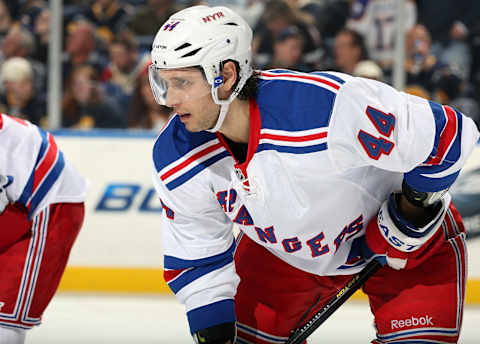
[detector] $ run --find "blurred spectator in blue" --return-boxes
[84,0,132,43]
[0,56,46,125]
[1,25,46,97]
[127,65,171,130]
[417,0,478,81]
[0,0,13,46]
[347,0,417,70]
[127,0,183,36]
[332,28,367,75]
[253,0,321,70]
[61,64,125,129]
[18,0,46,32]
[261,25,310,72]
[433,71,480,129]
[404,24,449,96]
[63,20,108,84]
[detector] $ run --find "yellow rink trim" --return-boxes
[58,267,480,304]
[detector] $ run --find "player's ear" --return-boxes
[219,61,238,95]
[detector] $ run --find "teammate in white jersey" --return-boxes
[148,6,480,344]
[0,114,87,343]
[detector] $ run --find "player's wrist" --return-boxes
[401,179,448,208]
[193,322,236,344]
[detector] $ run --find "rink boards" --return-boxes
[53,131,480,304]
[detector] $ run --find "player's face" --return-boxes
[155,68,220,132]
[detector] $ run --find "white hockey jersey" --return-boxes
[347,0,417,66]
[0,114,87,218]
[151,70,479,333]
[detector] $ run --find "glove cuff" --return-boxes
[377,193,447,252]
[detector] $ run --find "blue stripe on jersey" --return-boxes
[168,256,233,294]
[257,142,327,154]
[152,116,218,173]
[18,127,49,207]
[256,76,336,131]
[164,241,236,270]
[377,327,459,341]
[405,102,463,192]
[165,150,230,190]
[427,101,447,159]
[311,71,346,84]
[187,299,236,334]
[28,151,65,217]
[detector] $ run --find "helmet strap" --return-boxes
[207,102,230,133]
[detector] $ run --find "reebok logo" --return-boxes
[0,302,4,311]
[391,315,434,329]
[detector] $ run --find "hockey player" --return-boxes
[149,6,480,344]
[0,114,87,343]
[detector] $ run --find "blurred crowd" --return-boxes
[0,0,479,130]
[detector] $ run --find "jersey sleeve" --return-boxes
[0,115,86,218]
[328,76,480,192]
[151,161,239,334]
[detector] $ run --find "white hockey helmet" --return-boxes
[149,5,253,131]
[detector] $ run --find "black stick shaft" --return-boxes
[285,260,383,344]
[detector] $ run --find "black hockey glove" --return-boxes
[193,322,236,344]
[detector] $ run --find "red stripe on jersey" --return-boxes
[163,269,186,283]
[9,116,29,126]
[426,105,458,165]
[160,142,223,181]
[260,71,340,90]
[32,133,58,194]
[0,114,3,129]
[260,131,327,142]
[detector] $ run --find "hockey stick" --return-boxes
[285,259,383,344]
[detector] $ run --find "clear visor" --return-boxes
[148,65,212,106]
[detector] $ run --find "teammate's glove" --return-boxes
[193,322,236,344]
[362,191,447,270]
[0,175,13,215]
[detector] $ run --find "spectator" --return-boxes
[405,24,449,96]
[63,20,108,85]
[433,71,480,129]
[84,0,131,43]
[127,65,171,130]
[1,25,46,95]
[0,0,13,46]
[300,0,350,44]
[417,0,477,81]
[253,0,321,70]
[332,28,367,75]
[353,59,384,81]
[127,0,183,36]
[31,7,49,65]
[262,25,310,72]
[347,0,417,69]
[62,64,125,129]
[0,56,46,125]
[102,30,141,96]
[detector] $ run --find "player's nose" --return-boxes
[165,89,181,108]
